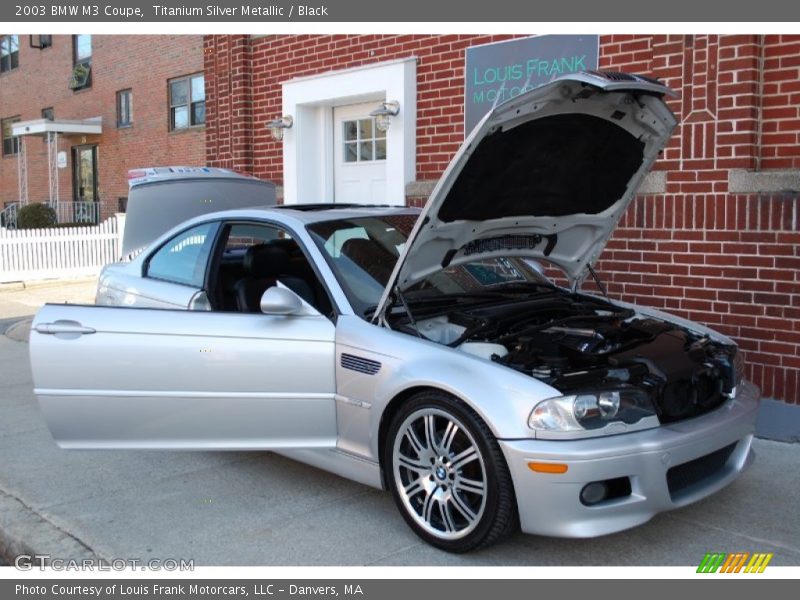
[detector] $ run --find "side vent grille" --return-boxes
[341,353,382,376]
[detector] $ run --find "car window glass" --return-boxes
[309,216,417,315]
[224,223,287,253]
[308,215,554,317]
[409,257,534,296]
[147,222,216,287]
[211,222,337,317]
[323,227,368,257]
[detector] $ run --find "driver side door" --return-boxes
[30,219,337,449]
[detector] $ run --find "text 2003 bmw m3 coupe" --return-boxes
[30,72,759,552]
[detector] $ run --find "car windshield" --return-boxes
[307,215,554,317]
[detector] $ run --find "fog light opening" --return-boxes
[580,482,609,505]
[580,477,632,506]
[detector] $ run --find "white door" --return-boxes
[333,102,387,204]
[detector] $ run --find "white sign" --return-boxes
[57,151,67,169]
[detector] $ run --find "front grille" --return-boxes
[667,443,737,498]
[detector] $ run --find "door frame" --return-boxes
[281,58,417,206]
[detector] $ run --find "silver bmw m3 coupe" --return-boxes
[29,72,759,552]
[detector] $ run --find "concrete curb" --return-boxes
[0,282,26,292]
[0,488,97,566]
[0,276,97,293]
[755,399,800,443]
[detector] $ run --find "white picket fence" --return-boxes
[0,215,125,283]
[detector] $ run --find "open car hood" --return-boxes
[375,71,677,318]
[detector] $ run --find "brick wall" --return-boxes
[204,34,519,179]
[204,34,800,403]
[0,34,205,219]
[596,35,800,403]
[204,35,252,174]
[762,36,800,169]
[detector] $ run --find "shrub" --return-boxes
[16,203,57,229]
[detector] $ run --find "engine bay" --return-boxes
[394,290,738,423]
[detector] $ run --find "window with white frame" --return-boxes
[342,117,387,163]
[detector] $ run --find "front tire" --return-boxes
[384,391,517,552]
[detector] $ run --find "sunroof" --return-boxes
[274,203,394,212]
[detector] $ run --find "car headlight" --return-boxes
[528,387,658,438]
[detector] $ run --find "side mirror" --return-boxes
[260,286,303,315]
[188,290,212,311]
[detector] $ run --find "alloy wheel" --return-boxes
[391,408,488,540]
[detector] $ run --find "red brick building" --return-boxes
[0,34,205,223]
[203,34,800,404]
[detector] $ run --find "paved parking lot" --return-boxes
[0,278,96,340]
[0,280,799,566]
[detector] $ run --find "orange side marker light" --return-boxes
[528,462,568,474]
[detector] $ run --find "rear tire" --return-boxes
[384,390,517,552]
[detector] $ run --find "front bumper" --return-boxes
[500,381,760,538]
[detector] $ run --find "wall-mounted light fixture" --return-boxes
[266,115,293,141]
[369,100,400,132]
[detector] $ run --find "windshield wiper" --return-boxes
[365,291,507,321]
[488,280,560,293]
[367,285,559,320]
[403,290,512,305]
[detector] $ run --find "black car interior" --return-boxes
[209,224,333,317]
[233,244,315,312]
[339,237,398,285]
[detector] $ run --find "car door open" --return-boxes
[29,300,336,449]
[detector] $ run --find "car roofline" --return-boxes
[273,203,399,212]
[274,203,418,215]
[245,204,420,225]
[135,205,420,239]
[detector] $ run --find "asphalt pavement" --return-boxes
[0,280,799,566]
[0,278,96,335]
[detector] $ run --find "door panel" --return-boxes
[30,303,337,449]
[333,102,387,205]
